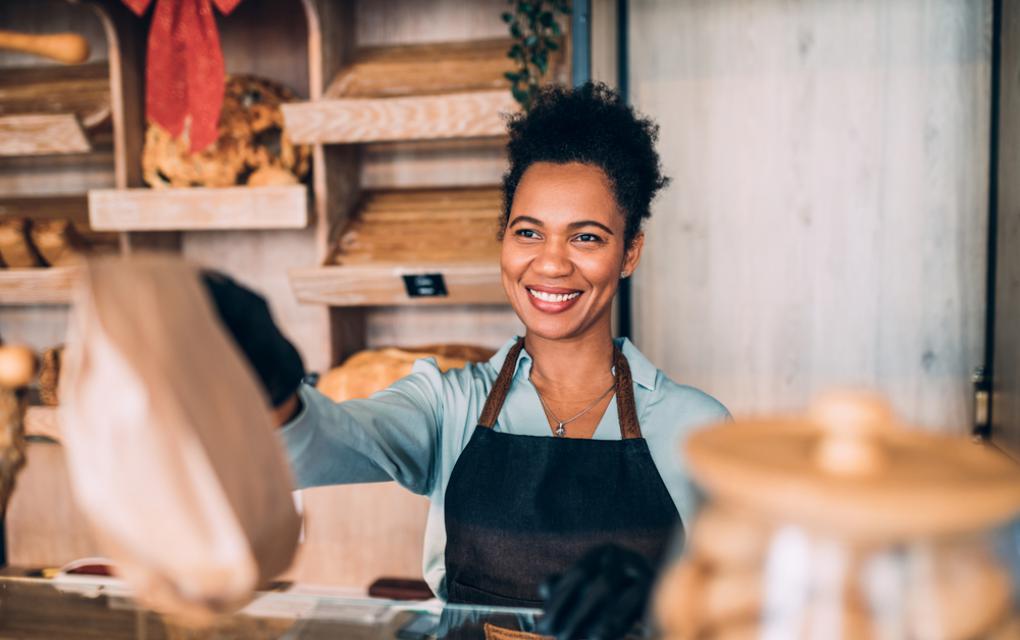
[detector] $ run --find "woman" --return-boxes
[207,82,728,637]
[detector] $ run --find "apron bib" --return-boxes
[443,339,682,606]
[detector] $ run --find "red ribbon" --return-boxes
[123,0,242,152]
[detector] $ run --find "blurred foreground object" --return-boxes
[656,391,1020,639]
[59,255,300,623]
[0,30,89,64]
[316,344,494,401]
[0,345,36,515]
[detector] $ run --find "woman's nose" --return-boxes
[532,242,573,277]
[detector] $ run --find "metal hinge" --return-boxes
[973,366,991,440]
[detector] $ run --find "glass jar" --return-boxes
[655,391,1020,639]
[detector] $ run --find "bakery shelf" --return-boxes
[25,406,60,442]
[0,195,89,221]
[290,186,505,306]
[281,38,542,145]
[87,184,309,231]
[0,114,91,157]
[290,261,505,306]
[0,62,111,158]
[0,267,78,306]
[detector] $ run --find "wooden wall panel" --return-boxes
[991,1,1020,457]
[630,0,991,431]
[182,229,333,372]
[283,484,429,588]
[6,442,101,568]
[219,0,310,97]
[355,0,507,47]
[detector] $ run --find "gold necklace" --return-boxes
[532,377,616,437]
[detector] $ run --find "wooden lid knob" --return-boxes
[0,345,37,388]
[810,390,893,476]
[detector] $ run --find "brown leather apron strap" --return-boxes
[478,338,643,439]
[478,338,525,428]
[613,345,642,439]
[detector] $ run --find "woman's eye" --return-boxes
[515,228,540,239]
[575,233,603,243]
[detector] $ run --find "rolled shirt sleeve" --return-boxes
[277,359,445,496]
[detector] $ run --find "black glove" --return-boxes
[537,544,654,640]
[201,270,305,408]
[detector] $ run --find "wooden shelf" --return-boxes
[283,91,516,145]
[0,62,111,158]
[0,267,78,305]
[88,185,309,231]
[0,195,89,221]
[290,186,505,306]
[290,260,504,306]
[0,114,91,157]
[281,38,546,145]
[25,406,60,442]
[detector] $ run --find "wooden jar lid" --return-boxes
[685,391,1020,541]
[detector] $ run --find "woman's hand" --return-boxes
[537,544,654,640]
[201,271,305,421]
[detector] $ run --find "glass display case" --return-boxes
[0,575,547,640]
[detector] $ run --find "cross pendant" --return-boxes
[555,422,566,437]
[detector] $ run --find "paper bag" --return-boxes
[59,255,300,621]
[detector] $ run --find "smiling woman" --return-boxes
[203,82,729,640]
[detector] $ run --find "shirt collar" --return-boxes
[487,336,658,390]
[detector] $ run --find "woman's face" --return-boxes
[501,161,644,342]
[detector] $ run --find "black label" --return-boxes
[403,273,448,298]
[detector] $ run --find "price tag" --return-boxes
[403,273,448,298]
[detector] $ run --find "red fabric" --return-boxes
[124,0,242,152]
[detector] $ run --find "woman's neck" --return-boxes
[526,325,616,390]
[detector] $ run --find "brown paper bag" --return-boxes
[59,255,300,622]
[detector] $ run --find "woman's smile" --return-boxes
[526,285,583,313]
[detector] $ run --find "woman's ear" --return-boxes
[621,232,645,279]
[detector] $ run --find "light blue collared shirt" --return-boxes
[279,336,729,598]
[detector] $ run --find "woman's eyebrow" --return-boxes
[567,220,615,235]
[509,215,544,227]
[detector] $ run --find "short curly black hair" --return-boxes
[500,81,670,246]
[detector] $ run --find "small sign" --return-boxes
[403,273,448,298]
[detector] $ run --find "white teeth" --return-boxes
[528,288,581,303]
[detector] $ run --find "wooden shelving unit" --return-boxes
[290,186,503,306]
[88,184,309,231]
[282,38,528,145]
[0,267,79,305]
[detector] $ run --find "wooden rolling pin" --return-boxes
[0,30,90,64]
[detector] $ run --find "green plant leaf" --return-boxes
[525,34,538,47]
[550,21,562,35]
[529,51,548,75]
[512,85,530,106]
[540,11,555,27]
[510,22,523,38]
[501,11,513,22]
[544,37,559,51]
[504,71,521,82]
